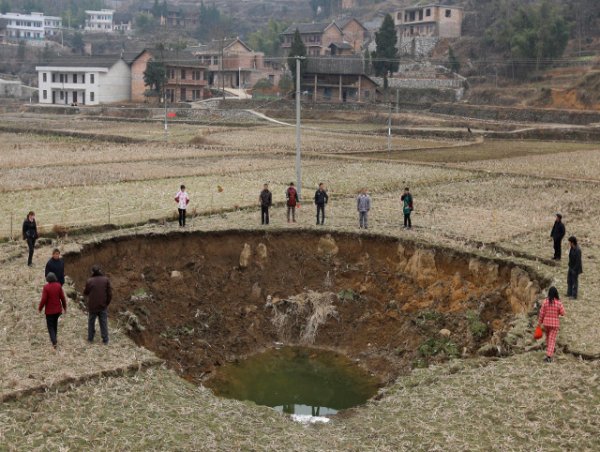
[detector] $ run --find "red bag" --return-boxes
[534,325,543,340]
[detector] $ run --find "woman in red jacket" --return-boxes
[38,272,67,349]
[538,286,565,363]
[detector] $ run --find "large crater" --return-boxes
[66,230,547,384]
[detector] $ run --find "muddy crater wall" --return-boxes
[65,230,548,384]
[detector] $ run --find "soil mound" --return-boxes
[65,230,546,383]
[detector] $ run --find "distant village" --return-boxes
[0,3,465,106]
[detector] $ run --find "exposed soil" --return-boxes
[65,230,547,385]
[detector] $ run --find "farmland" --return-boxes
[1,112,600,451]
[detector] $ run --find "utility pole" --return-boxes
[295,56,304,197]
[387,102,391,154]
[220,37,225,101]
[164,82,168,140]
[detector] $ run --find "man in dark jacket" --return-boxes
[286,182,299,223]
[259,183,272,225]
[314,183,329,225]
[84,265,112,344]
[567,236,583,299]
[550,213,566,260]
[45,249,65,286]
[22,211,38,266]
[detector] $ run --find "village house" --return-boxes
[189,38,281,90]
[36,55,132,105]
[280,22,344,57]
[113,12,133,32]
[394,4,463,56]
[302,57,380,103]
[0,12,62,42]
[84,9,115,32]
[138,3,199,29]
[130,48,208,102]
[281,18,367,56]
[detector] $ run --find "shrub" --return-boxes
[418,337,459,359]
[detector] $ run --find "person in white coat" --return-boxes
[175,184,190,227]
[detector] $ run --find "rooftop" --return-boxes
[282,22,339,35]
[306,56,366,75]
[37,54,128,69]
[402,4,463,11]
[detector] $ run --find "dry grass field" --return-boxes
[1,114,599,451]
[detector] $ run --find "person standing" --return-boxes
[84,265,112,345]
[175,185,190,227]
[550,213,566,260]
[22,211,38,266]
[38,272,67,350]
[314,183,329,225]
[286,182,299,223]
[357,188,371,229]
[45,248,65,286]
[259,183,272,225]
[567,236,583,299]
[400,187,413,229]
[537,287,565,363]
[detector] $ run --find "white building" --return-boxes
[36,55,131,106]
[0,12,62,41]
[84,9,114,32]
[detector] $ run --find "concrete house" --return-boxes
[131,49,208,103]
[394,4,463,56]
[281,22,344,57]
[302,57,380,103]
[36,55,131,105]
[0,12,62,41]
[84,9,115,32]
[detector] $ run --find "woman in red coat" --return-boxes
[38,272,67,349]
[538,286,565,363]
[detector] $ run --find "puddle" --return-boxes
[205,346,380,415]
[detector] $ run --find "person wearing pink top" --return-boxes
[538,286,565,363]
[175,184,190,227]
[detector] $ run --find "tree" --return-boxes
[484,0,570,76]
[195,1,223,42]
[363,48,372,75]
[0,0,11,15]
[287,29,307,93]
[448,46,460,73]
[136,13,158,35]
[71,32,84,54]
[248,19,288,56]
[152,0,161,18]
[144,60,167,97]
[372,14,398,90]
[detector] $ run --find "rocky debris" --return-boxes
[250,282,262,302]
[469,258,499,284]
[63,286,78,300]
[171,270,182,279]
[477,343,501,357]
[317,234,339,257]
[439,328,452,338]
[256,243,268,269]
[120,310,145,332]
[239,243,252,269]
[505,267,541,314]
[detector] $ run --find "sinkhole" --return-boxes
[66,230,548,414]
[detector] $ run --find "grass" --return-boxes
[1,115,600,450]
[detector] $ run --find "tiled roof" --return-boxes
[305,56,365,75]
[37,55,125,68]
[282,22,338,35]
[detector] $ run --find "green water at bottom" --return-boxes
[206,346,380,415]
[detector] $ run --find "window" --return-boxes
[181,69,186,80]
[82,74,85,83]
[59,74,64,83]
[73,74,77,83]
[90,92,95,101]
[180,87,186,100]
[445,9,452,18]
[426,8,431,17]
[90,74,95,84]
[60,91,64,100]
[419,10,423,21]
[52,73,56,82]
[43,90,47,99]
[43,73,47,82]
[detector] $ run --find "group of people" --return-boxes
[256,183,414,230]
[34,246,112,350]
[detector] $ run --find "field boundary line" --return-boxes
[0,357,164,404]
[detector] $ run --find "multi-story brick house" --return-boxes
[84,9,115,32]
[394,4,463,56]
[335,18,367,53]
[131,48,208,103]
[0,12,62,41]
[280,22,344,57]
[189,38,281,89]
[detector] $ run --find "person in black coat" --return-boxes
[550,213,566,260]
[567,236,583,299]
[314,183,329,225]
[45,248,65,286]
[259,183,272,225]
[22,211,38,267]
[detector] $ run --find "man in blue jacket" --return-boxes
[45,248,65,286]
[314,183,329,225]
